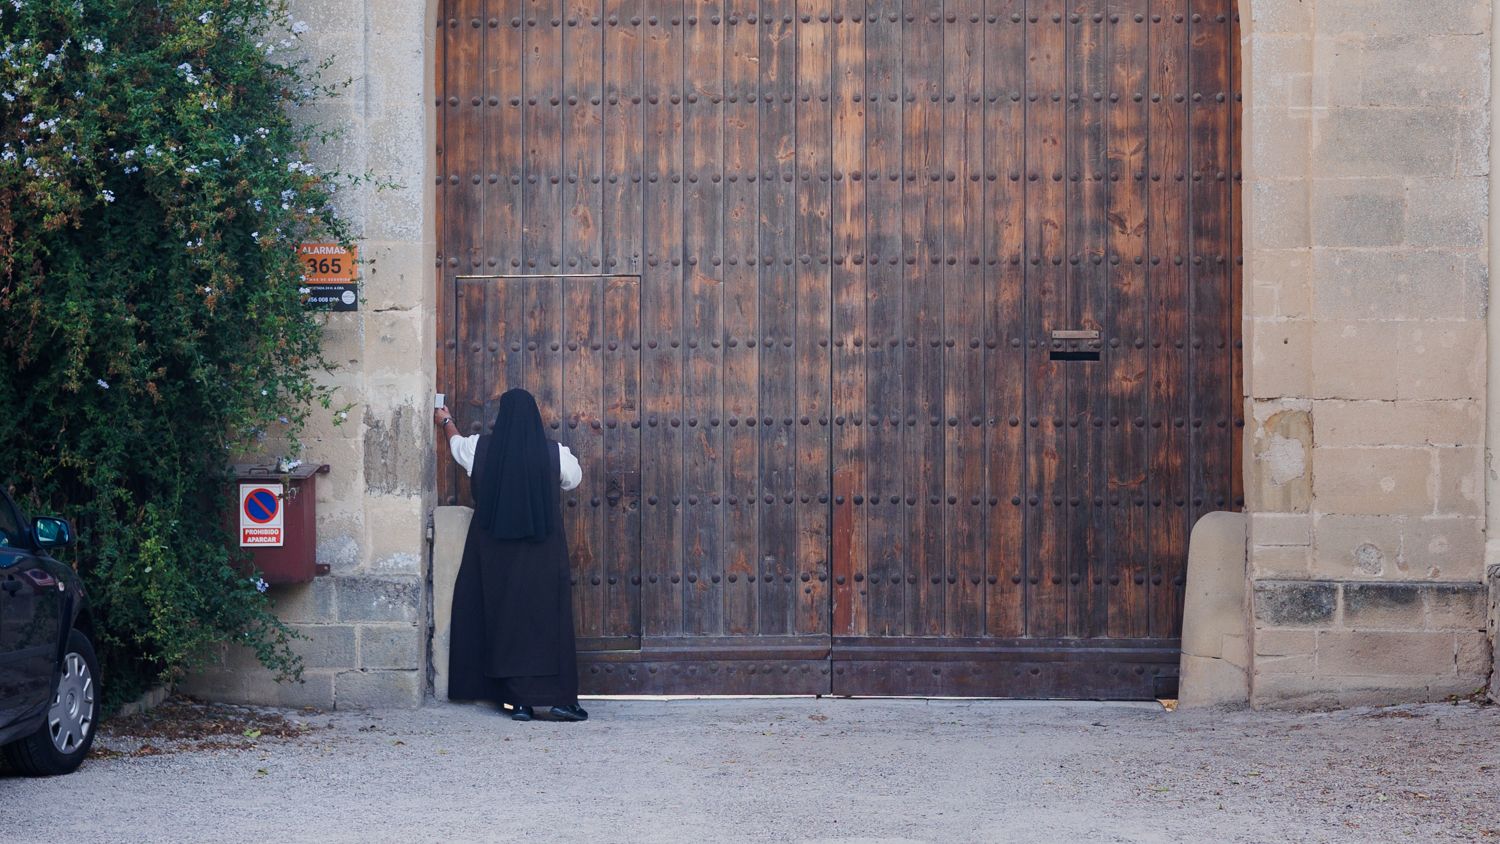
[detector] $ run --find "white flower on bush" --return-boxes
[83,38,103,53]
[96,379,109,390]
[198,11,213,24]
[252,577,269,594]
[99,189,114,203]
[176,62,199,84]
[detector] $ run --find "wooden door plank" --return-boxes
[1230,3,1244,511]
[564,1,605,272]
[600,2,646,640]
[563,277,606,637]
[721,0,761,636]
[829,0,868,637]
[524,276,565,430]
[757,0,796,635]
[794,0,833,638]
[603,0,645,276]
[1065,0,1108,639]
[642,0,686,636]
[443,0,485,505]
[1105,2,1150,638]
[942,0,986,638]
[435,3,453,504]
[484,0,527,407]
[902,1,944,637]
[861,0,905,637]
[683,0,726,635]
[1146,0,1189,639]
[454,278,486,508]
[603,276,643,637]
[936,0,984,635]
[982,0,1027,638]
[1024,0,1068,639]
[494,0,526,276]
[524,0,565,272]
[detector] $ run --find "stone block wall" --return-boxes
[1242,0,1494,706]
[182,2,436,709]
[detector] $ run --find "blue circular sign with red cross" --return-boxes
[243,488,280,524]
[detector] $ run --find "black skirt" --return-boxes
[447,440,578,708]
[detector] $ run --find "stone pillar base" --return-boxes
[1179,511,1251,709]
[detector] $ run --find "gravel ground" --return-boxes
[2,696,1497,843]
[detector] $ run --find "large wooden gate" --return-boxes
[436,0,1241,698]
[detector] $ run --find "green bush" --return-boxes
[0,0,351,706]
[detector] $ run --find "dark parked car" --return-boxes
[0,487,97,775]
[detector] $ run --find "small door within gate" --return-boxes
[438,1,1242,699]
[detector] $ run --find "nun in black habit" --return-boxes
[435,388,588,722]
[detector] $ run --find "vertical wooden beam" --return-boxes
[1105,2,1150,638]
[1024,0,1069,639]
[757,0,797,635]
[603,276,643,638]
[1065,0,1108,638]
[683,0,727,635]
[564,277,606,637]
[564,2,606,273]
[1147,0,1189,638]
[721,0,761,636]
[861,0,905,637]
[943,0,986,637]
[983,0,1027,638]
[794,0,833,637]
[903,0,944,637]
[641,0,686,636]
[829,0,868,637]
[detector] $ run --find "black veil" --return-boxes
[473,388,554,543]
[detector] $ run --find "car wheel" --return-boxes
[3,628,100,776]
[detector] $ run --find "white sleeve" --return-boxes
[558,444,582,491]
[449,434,480,477]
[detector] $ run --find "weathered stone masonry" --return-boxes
[1242,0,1494,706]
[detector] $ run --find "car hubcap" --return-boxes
[48,652,94,755]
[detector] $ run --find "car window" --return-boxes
[0,494,23,547]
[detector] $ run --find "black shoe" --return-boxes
[510,705,534,722]
[548,704,588,722]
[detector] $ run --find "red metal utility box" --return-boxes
[230,463,330,584]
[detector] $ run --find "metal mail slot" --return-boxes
[1050,329,1101,342]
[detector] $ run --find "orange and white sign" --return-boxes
[239,483,284,547]
[299,242,358,311]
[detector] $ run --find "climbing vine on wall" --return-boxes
[0,0,353,705]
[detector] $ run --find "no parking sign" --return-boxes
[239,484,284,547]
